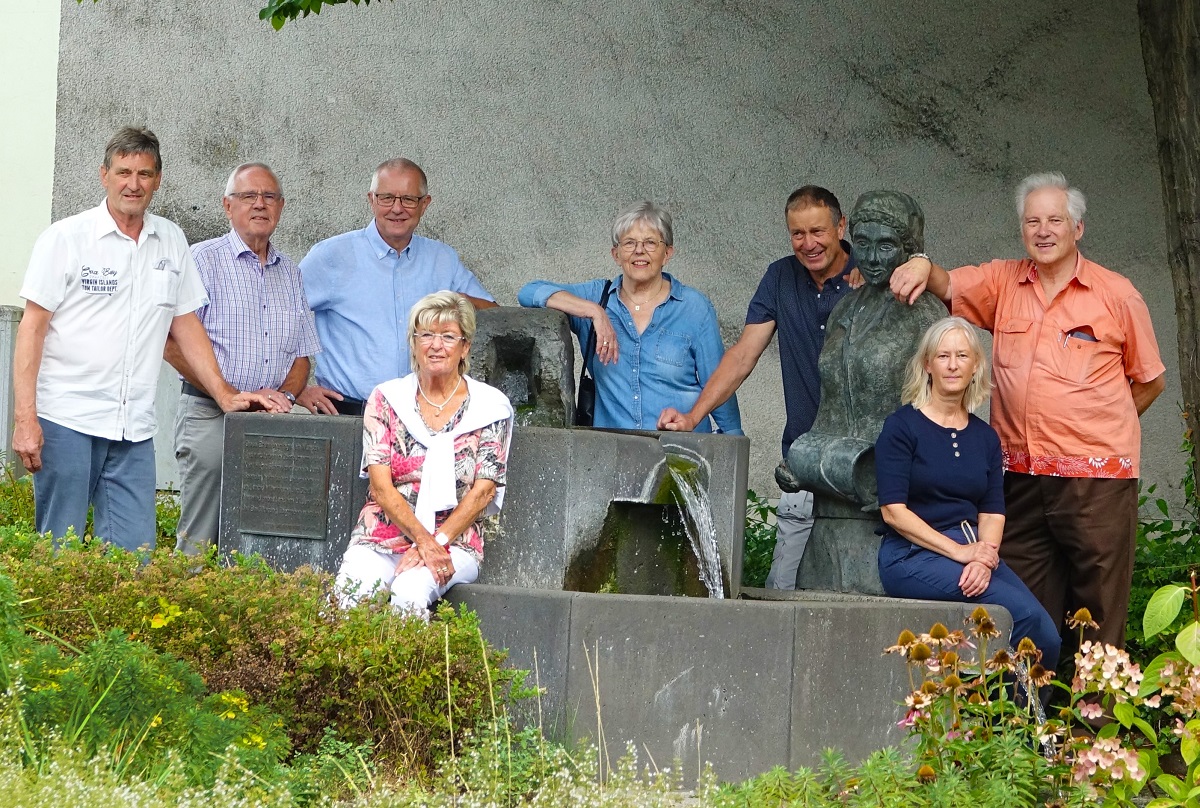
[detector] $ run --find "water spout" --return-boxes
[664,451,725,599]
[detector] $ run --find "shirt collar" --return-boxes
[1020,251,1089,288]
[92,200,158,243]
[365,219,416,260]
[226,228,280,267]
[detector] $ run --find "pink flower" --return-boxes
[1079,702,1104,721]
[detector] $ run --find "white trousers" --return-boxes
[335,543,479,618]
[764,490,814,590]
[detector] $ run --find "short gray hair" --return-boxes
[407,291,476,376]
[223,162,283,197]
[611,201,674,247]
[103,127,161,173]
[370,158,428,195]
[1015,172,1086,224]
[901,317,991,413]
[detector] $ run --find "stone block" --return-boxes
[469,307,575,428]
[444,584,574,735]
[216,414,750,604]
[783,594,1013,767]
[451,585,1016,783]
[219,412,367,570]
[486,427,750,599]
[564,592,796,782]
[0,306,22,471]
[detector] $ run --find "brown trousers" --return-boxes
[1000,473,1138,650]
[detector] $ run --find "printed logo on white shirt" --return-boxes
[80,265,119,295]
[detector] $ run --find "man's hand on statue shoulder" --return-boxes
[889,255,933,305]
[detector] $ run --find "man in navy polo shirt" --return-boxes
[658,186,857,589]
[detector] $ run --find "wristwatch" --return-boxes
[281,390,297,405]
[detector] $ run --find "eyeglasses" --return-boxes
[228,191,283,205]
[373,193,427,209]
[617,238,664,254]
[415,331,464,347]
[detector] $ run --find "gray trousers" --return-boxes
[173,393,226,555]
[764,490,814,590]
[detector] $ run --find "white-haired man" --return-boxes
[165,162,321,554]
[297,158,497,416]
[889,172,1165,651]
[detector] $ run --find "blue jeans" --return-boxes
[878,529,1061,669]
[34,418,157,552]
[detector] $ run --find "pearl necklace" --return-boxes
[623,277,663,312]
[418,376,462,415]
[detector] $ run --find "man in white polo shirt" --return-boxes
[12,127,282,552]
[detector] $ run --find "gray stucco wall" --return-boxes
[52,0,1185,502]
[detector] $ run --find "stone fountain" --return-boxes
[217,304,1010,784]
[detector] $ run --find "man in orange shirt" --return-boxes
[889,172,1165,652]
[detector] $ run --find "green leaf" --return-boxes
[1140,747,1162,780]
[1113,700,1135,728]
[1098,721,1120,739]
[1157,498,1171,516]
[1145,585,1188,638]
[1140,651,1182,697]
[1134,717,1159,744]
[1184,719,1200,765]
[1179,621,1200,666]
[1156,773,1185,800]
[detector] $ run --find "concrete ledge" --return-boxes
[447,584,1013,782]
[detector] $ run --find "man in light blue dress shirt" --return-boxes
[297,158,496,415]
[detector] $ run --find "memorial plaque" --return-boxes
[238,434,331,539]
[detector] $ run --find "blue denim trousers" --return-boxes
[34,417,157,552]
[878,528,1061,669]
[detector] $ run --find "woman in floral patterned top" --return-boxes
[335,292,514,617]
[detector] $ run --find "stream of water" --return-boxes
[666,461,725,599]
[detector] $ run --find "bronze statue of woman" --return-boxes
[778,190,946,592]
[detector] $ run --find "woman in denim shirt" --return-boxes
[518,201,741,434]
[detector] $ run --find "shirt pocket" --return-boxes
[151,257,182,309]
[994,317,1034,369]
[654,329,693,369]
[1056,328,1111,385]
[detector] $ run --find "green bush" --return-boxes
[0,574,289,789]
[1129,425,1200,659]
[741,490,776,589]
[0,530,530,775]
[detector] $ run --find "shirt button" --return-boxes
[819,325,825,330]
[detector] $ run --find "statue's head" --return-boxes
[848,190,925,287]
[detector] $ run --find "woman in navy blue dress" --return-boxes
[876,317,1059,668]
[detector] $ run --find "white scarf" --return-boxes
[369,373,514,533]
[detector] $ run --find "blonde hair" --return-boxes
[901,317,991,412]
[407,291,476,376]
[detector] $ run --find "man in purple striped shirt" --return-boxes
[165,163,321,554]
